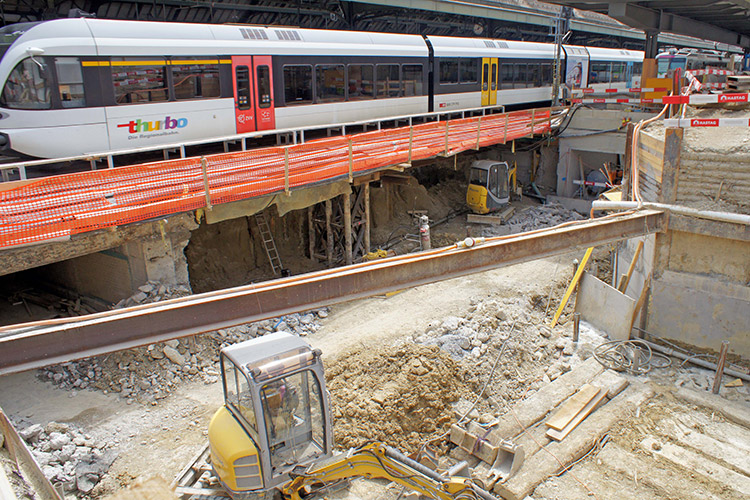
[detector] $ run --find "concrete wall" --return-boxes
[556,109,654,198]
[621,125,750,358]
[41,215,196,304]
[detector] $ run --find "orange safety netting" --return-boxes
[0,108,553,249]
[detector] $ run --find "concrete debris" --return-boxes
[483,203,585,237]
[37,300,330,406]
[18,420,117,495]
[112,281,192,309]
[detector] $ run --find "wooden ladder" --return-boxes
[254,211,283,275]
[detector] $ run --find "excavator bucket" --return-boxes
[487,439,524,485]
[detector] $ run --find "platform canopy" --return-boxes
[544,0,750,49]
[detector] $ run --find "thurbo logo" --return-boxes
[117,116,188,134]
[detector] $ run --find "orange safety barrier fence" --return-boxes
[0,108,554,249]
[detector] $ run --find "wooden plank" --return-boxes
[617,239,643,293]
[675,388,750,428]
[598,444,725,500]
[545,384,600,431]
[659,420,750,475]
[637,148,664,174]
[546,389,608,441]
[640,437,750,496]
[638,132,665,153]
[467,357,605,445]
[494,382,654,500]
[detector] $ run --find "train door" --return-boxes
[253,56,275,131]
[490,59,498,106]
[233,56,256,133]
[481,58,499,106]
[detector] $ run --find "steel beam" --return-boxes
[608,2,750,48]
[0,211,666,375]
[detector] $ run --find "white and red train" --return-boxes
[0,19,643,159]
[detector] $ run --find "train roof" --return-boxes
[4,18,429,59]
[586,46,644,62]
[427,35,554,59]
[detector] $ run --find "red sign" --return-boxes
[691,119,719,127]
[718,93,749,103]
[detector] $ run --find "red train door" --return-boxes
[253,56,275,131]
[232,56,256,133]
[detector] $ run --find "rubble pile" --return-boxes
[17,421,117,495]
[112,281,191,308]
[491,203,586,235]
[38,295,329,405]
[413,295,592,416]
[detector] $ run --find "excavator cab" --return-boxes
[466,160,514,214]
[208,332,333,497]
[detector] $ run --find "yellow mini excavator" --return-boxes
[174,332,500,500]
[466,160,516,214]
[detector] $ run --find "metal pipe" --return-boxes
[643,340,750,382]
[712,341,730,394]
[592,200,750,226]
[573,313,580,343]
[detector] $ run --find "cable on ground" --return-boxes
[592,339,671,375]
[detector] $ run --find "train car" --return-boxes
[426,36,555,111]
[0,18,644,160]
[584,47,643,91]
[0,19,429,158]
[656,48,732,80]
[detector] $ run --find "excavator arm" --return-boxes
[281,442,500,500]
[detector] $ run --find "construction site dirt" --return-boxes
[1,166,749,500]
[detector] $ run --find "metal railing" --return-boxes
[0,104,509,182]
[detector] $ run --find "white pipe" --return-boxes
[592,200,750,226]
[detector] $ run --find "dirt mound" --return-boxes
[325,343,474,454]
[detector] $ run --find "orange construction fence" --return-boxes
[0,108,556,249]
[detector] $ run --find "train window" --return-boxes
[490,62,497,91]
[460,59,478,84]
[611,63,626,83]
[500,64,513,90]
[348,65,374,100]
[236,66,251,111]
[513,64,528,89]
[111,58,168,104]
[256,65,271,108]
[529,64,541,87]
[283,65,312,105]
[1,58,51,110]
[633,63,643,76]
[376,64,400,98]
[316,65,345,103]
[55,58,85,108]
[172,59,220,100]
[590,62,610,84]
[482,63,489,91]
[541,63,553,85]
[439,60,459,84]
[402,64,423,96]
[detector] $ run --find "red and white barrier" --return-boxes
[687,68,734,76]
[573,87,668,94]
[572,92,750,105]
[664,117,750,127]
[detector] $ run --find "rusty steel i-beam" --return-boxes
[0,210,666,375]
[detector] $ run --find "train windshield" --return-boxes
[657,56,686,77]
[1,58,51,109]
